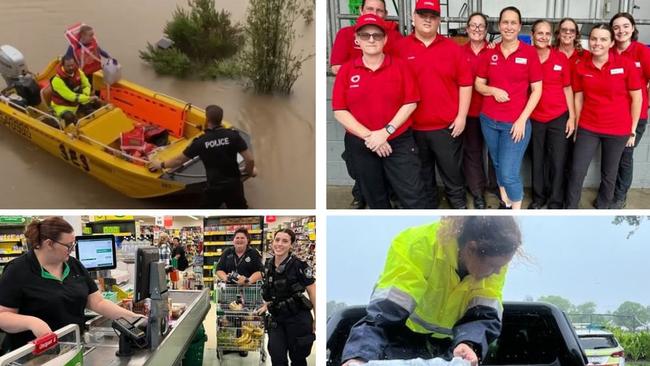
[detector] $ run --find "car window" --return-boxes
[579,335,617,349]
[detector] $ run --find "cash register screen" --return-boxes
[74,235,117,271]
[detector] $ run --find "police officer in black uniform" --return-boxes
[215,228,263,284]
[260,229,316,366]
[148,104,256,208]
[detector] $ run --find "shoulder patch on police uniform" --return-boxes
[245,256,251,263]
[304,267,313,279]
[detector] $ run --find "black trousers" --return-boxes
[614,118,648,202]
[341,150,365,203]
[268,310,314,366]
[414,128,466,208]
[530,112,571,209]
[344,131,431,209]
[565,128,627,209]
[200,180,248,209]
[463,116,497,198]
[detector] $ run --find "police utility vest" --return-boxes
[372,222,507,339]
[262,255,312,316]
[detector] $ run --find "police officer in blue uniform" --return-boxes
[260,229,316,366]
[148,104,256,208]
[215,228,263,285]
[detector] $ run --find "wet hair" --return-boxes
[440,216,522,258]
[590,23,615,42]
[361,0,385,8]
[274,228,296,243]
[61,54,77,65]
[24,217,74,250]
[234,227,250,242]
[610,12,639,42]
[553,18,584,54]
[79,25,93,37]
[466,12,488,28]
[532,19,552,34]
[205,105,224,127]
[499,6,521,24]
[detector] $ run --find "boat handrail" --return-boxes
[78,134,151,165]
[26,106,64,129]
[77,103,114,128]
[152,92,192,106]
[0,96,28,113]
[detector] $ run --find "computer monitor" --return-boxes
[75,234,117,271]
[134,247,166,303]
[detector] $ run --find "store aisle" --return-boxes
[202,302,316,366]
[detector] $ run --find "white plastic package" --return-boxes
[367,357,472,366]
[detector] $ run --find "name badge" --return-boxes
[636,61,641,68]
[515,57,527,65]
[553,65,562,71]
[610,68,624,75]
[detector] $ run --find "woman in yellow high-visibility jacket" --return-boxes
[342,216,522,366]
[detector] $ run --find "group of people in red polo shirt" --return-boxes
[331,0,649,209]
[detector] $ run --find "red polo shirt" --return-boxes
[617,41,650,119]
[330,22,403,67]
[396,34,473,130]
[566,49,590,66]
[332,55,419,140]
[531,49,571,122]
[476,42,543,123]
[572,52,642,136]
[462,41,489,117]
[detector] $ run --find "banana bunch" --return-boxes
[229,300,244,311]
[234,324,265,350]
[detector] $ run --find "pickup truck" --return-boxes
[327,302,589,366]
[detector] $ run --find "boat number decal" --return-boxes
[0,115,32,140]
[59,143,90,172]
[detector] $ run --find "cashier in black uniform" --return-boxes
[259,229,316,366]
[0,217,142,352]
[148,104,256,209]
[215,228,263,285]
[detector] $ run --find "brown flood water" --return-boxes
[0,0,314,208]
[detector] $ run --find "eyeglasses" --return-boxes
[468,23,486,31]
[560,28,577,34]
[49,238,76,253]
[357,32,386,41]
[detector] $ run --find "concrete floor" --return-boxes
[327,185,650,209]
[201,302,316,366]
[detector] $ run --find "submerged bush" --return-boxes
[240,0,313,94]
[140,0,243,78]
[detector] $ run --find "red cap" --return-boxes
[415,0,441,14]
[354,14,386,33]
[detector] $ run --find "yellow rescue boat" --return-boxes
[0,56,249,198]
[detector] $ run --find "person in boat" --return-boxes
[148,104,256,209]
[64,24,115,82]
[50,54,101,127]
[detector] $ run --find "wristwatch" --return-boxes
[244,277,250,284]
[385,124,396,135]
[631,132,636,138]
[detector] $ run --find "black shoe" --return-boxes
[473,196,486,209]
[528,201,545,209]
[610,199,626,209]
[498,200,511,209]
[592,199,609,209]
[239,351,248,357]
[350,199,366,209]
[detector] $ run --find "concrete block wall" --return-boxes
[327,76,650,188]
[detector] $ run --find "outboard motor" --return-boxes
[0,45,41,106]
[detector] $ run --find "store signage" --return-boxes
[266,216,276,223]
[164,216,173,228]
[92,216,134,222]
[0,216,26,225]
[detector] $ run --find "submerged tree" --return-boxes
[240,0,313,94]
[140,0,243,78]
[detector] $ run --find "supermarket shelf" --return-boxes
[0,239,22,243]
[99,232,132,236]
[204,241,229,246]
[0,251,23,255]
[203,265,213,269]
[204,229,262,236]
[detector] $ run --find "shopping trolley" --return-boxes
[215,282,267,364]
[0,324,82,366]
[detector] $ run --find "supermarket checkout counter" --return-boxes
[0,244,210,366]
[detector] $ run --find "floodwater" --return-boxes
[0,0,314,208]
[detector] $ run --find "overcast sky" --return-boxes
[327,215,650,313]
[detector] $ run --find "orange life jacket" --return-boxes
[65,23,102,75]
[50,65,84,106]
